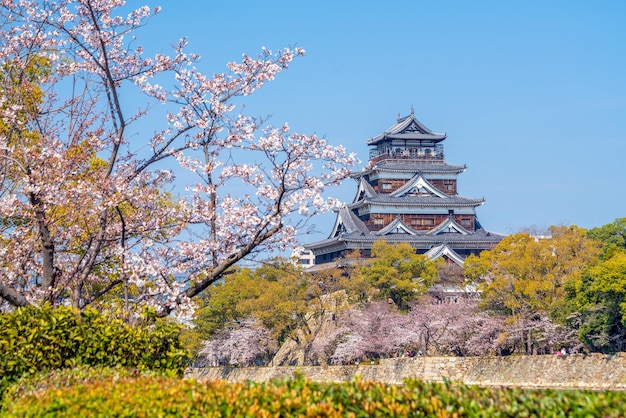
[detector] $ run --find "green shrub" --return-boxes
[3,373,626,417]
[0,305,187,405]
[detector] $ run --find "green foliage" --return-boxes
[238,262,313,344]
[3,372,626,417]
[570,249,626,352]
[335,251,372,302]
[361,240,439,310]
[0,305,187,404]
[587,217,626,255]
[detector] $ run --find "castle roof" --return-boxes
[389,174,448,198]
[353,177,377,201]
[305,225,504,254]
[327,205,370,238]
[366,108,446,146]
[349,174,484,209]
[307,210,505,255]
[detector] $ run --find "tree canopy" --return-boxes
[464,225,600,319]
[565,224,626,353]
[359,240,439,310]
[191,219,626,363]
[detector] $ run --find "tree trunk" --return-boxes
[29,192,56,297]
[0,283,30,307]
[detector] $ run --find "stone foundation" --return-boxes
[188,353,626,390]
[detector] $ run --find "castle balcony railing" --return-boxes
[369,144,444,164]
[369,152,445,165]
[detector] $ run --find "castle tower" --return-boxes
[305,109,504,267]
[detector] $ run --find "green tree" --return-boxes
[587,217,626,255]
[193,268,262,337]
[559,218,626,352]
[319,249,371,303]
[570,248,626,352]
[361,240,439,310]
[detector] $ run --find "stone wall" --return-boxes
[188,353,626,390]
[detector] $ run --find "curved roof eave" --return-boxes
[356,163,467,176]
[428,217,473,236]
[348,197,485,209]
[366,133,447,145]
[375,217,418,236]
[334,235,505,245]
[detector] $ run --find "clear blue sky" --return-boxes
[139,1,626,242]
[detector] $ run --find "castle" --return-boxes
[305,109,504,277]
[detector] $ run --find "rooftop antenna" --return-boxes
[411,105,415,116]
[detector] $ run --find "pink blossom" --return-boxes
[0,1,355,315]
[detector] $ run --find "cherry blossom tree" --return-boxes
[463,312,510,356]
[307,321,350,365]
[198,317,277,367]
[328,301,414,364]
[406,298,492,355]
[499,311,581,355]
[0,1,356,317]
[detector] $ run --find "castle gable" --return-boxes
[329,206,370,238]
[425,243,466,266]
[428,217,471,235]
[390,174,448,199]
[375,217,418,236]
[354,177,376,202]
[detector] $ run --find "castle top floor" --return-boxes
[367,108,447,164]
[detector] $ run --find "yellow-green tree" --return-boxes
[465,225,600,319]
[464,225,600,354]
[191,258,345,363]
[361,240,439,310]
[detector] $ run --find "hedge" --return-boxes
[2,371,626,417]
[0,305,187,405]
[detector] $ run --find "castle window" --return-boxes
[382,182,392,190]
[373,218,384,225]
